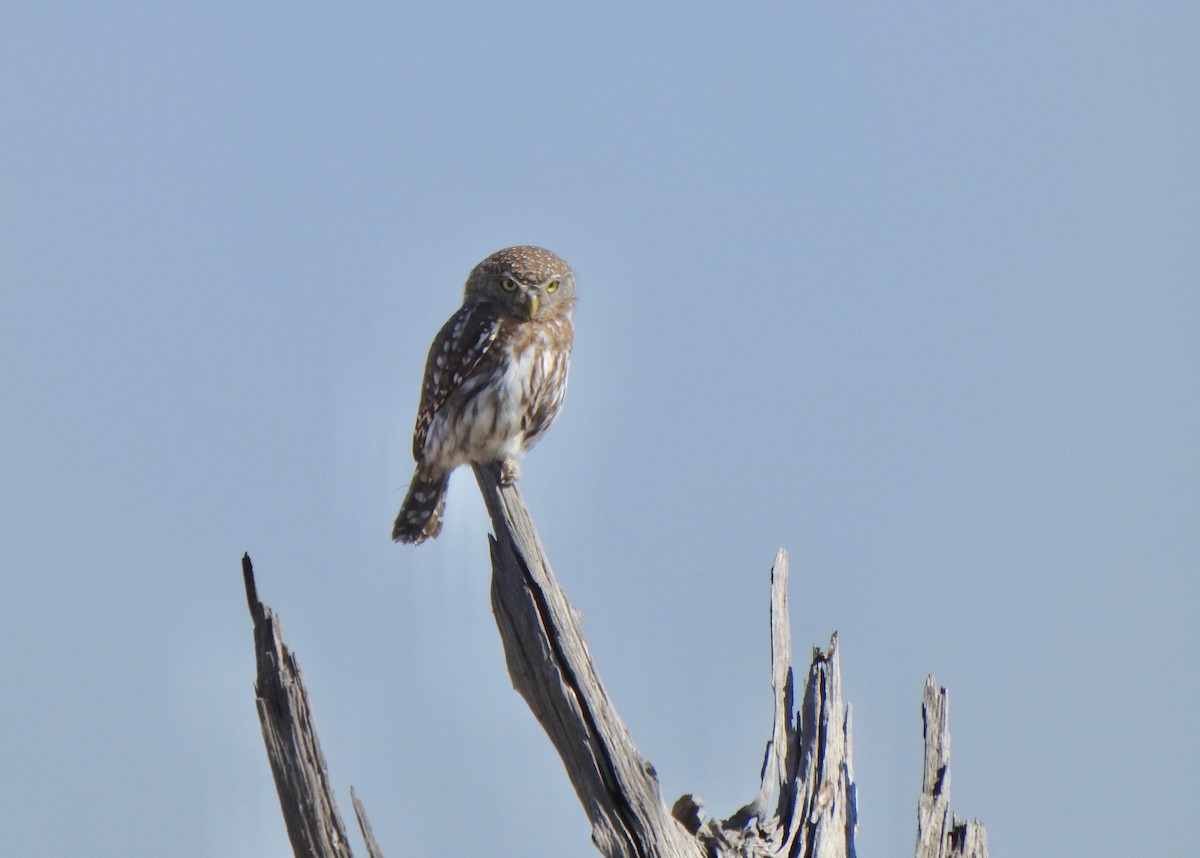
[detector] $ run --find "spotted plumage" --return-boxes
[392,246,576,544]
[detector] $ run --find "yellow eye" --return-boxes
[501,278,518,292]
[545,279,559,293]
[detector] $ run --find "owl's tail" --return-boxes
[392,466,450,544]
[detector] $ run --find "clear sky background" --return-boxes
[2,3,1197,856]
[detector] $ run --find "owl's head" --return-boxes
[464,246,576,320]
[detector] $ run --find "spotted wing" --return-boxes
[412,302,503,458]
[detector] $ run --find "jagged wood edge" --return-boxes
[473,464,701,858]
[472,466,864,858]
[241,473,986,858]
[915,678,989,858]
[697,552,858,857]
[243,554,383,858]
[351,787,386,858]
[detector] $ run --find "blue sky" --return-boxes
[2,3,1197,856]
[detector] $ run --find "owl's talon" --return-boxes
[498,458,521,486]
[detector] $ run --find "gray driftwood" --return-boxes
[243,554,384,858]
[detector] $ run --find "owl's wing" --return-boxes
[412,302,503,458]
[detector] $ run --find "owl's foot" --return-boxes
[498,457,521,486]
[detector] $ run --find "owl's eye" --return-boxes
[500,278,518,292]
[545,279,560,293]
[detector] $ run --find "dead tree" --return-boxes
[241,465,988,858]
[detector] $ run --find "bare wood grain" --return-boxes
[243,554,380,858]
[351,788,386,858]
[915,678,989,858]
[242,465,987,858]
[472,466,868,858]
[473,465,702,858]
[696,554,858,857]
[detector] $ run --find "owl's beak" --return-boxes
[523,292,540,317]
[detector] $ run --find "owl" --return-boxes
[392,246,576,544]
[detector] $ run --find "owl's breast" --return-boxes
[419,314,572,469]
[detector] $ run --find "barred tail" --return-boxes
[392,467,450,544]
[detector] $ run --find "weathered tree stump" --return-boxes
[241,467,988,858]
[471,463,986,858]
